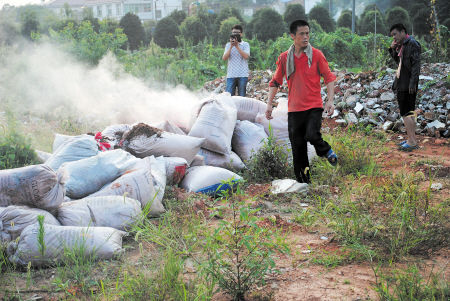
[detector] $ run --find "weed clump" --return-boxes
[0,127,39,170]
[244,125,293,183]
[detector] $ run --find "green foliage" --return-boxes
[218,16,240,46]
[308,5,335,33]
[244,125,293,182]
[385,6,411,34]
[201,185,288,300]
[119,13,145,51]
[0,115,39,170]
[308,19,324,34]
[153,16,180,48]
[374,265,449,300]
[216,6,245,27]
[413,7,433,37]
[21,10,39,39]
[337,10,353,30]
[168,9,187,25]
[359,8,387,35]
[37,215,46,257]
[250,8,286,42]
[47,20,127,65]
[283,3,307,27]
[180,16,208,45]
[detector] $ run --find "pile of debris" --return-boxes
[1,93,311,268]
[203,63,450,138]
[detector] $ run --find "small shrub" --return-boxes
[0,118,39,170]
[200,185,289,300]
[244,125,293,182]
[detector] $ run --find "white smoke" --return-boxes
[0,43,203,130]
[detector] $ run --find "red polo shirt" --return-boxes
[269,47,336,112]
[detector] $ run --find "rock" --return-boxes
[346,95,358,108]
[354,102,364,114]
[386,112,399,122]
[370,81,382,89]
[365,98,377,107]
[430,183,443,191]
[380,92,395,101]
[442,129,450,138]
[427,120,446,130]
[419,75,434,80]
[320,236,328,240]
[424,111,435,120]
[345,112,358,124]
[369,90,380,97]
[335,119,347,125]
[336,101,347,110]
[382,121,393,131]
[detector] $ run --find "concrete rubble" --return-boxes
[203,63,450,138]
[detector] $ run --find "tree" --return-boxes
[337,10,353,30]
[119,13,145,51]
[218,16,240,46]
[309,19,324,34]
[385,6,411,33]
[153,16,180,48]
[82,8,100,33]
[412,7,432,37]
[169,10,187,25]
[283,3,306,27]
[180,15,207,45]
[308,5,335,32]
[216,6,244,26]
[358,10,387,35]
[196,5,218,42]
[251,8,285,42]
[21,10,39,39]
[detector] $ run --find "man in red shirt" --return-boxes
[265,19,337,183]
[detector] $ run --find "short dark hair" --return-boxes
[390,23,407,34]
[232,24,243,33]
[290,20,309,34]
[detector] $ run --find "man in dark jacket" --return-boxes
[389,23,421,151]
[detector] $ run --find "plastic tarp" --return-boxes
[89,157,165,217]
[232,120,268,162]
[188,95,237,155]
[7,223,126,267]
[46,135,99,171]
[198,148,245,171]
[57,196,142,230]
[0,206,60,242]
[0,164,65,211]
[60,149,140,199]
[180,166,242,196]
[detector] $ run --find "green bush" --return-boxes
[385,6,411,34]
[153,16,180,48]
[283,3,307,27]
[337,10,353,30]
[250,8,286,43]
[119,13,145,51]
[0,126,39,170]
[180,16,207,45]
[308,5,335,32]
[244,125,293,183]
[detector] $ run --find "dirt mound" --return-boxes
[122,123,162,141]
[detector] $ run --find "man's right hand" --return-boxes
[230,39,237,47]
[265,105,273,120]
[390,40,398,49]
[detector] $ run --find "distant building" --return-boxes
[46,0,182,21]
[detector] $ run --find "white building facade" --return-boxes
[46,0,182,21]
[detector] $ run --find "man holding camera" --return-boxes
[222,24,250,96]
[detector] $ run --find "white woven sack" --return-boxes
[60,149,140,199]
[7,223,126,267]
[0,164,65,211]
[155,156,188,185]
[52,134,95,153]
[46,136,99,171]
[188,97,237,155]
[0,206,60,242]
[125,132,204,165]
[155,120,186,135]
[232,120,268,162]
[190,154,205,167]
[148,156,167,208]
[198,148,245,171]
[35,150,52,164]
[231,96,267,122]
[180,166,242,194]
[89,157,164,216]
[57,196,142,230]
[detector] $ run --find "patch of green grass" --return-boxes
[374,264,449,301]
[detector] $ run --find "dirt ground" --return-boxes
[1,121,448,301]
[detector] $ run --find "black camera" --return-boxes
[230,33,241,42]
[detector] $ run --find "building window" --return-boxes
[156,9,161,18]
[107,4,112,17]
[143,4,152,12]
[116,4,120,16]
[97,6,102,17]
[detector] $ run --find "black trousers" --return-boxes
[288,108,331,183]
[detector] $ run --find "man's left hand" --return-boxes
[324,100,335,116]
